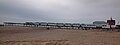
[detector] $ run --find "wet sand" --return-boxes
[0,26,120,45]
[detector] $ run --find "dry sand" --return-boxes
[0,26,120,45]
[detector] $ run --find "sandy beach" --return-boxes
[0,26,120,45]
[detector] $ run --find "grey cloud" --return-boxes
[0,0,120,24]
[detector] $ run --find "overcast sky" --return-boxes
[0,0,120,24]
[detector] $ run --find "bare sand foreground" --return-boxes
[0,26,120,45]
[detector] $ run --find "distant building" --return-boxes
[116,25,120,29]
[93,21,107,25]
[81,24,96,28]
[93,21,107,28]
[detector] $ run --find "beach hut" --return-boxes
[64,23,72,29]
[56,23,64,28]
[24,22,36,27]
[81,24,96,30]
[47,23,57,28]
[39,22,48,27]
[72,23,81,29]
